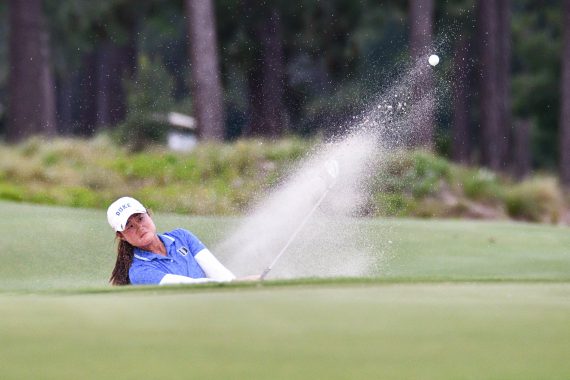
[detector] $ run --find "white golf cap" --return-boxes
[107,196,147,232]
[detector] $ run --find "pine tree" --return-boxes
[186,0,225,140]
[7,0,57,141]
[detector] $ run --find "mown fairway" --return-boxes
[1,201,569,379]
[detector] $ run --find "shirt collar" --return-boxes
[133,234,174,260]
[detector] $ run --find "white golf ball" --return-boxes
[428,54,439,66]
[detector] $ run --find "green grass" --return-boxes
[0,136,312,215]
[2,137,568,221]
[2,284,569,380]
[2,200,569,292]
[1,201,570,379]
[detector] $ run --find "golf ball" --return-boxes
[428,54,439,66]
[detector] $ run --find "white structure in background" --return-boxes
[166,112,198,152]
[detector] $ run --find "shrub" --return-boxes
[375,150,449,198]
[0,183,24,202]
[504,177,563,223]
[461,168,505,201]
[374,193,413,216]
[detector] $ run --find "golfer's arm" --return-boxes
[159,274,212,285]
[194,248,236,282]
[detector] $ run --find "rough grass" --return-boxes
[0,136,569,222]
[374,150,569,223]
[1,201,569,379]
[0,135,311,214]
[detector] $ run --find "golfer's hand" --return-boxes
[235,274,261,282]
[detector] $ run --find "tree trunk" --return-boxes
[7,0,57,142]
[498,0,512,170]
[245,54,265,137]
[478,0,507,171]
[560,0,570,187]
[95,39,136,129]
[408,0,435,148]
[73,30,136,136]
[56,71,75,135]
[186,0,225,140]
[512,118,532,180]
[76,51,98,136]
[260,8,288,137]
[244,6,288,138]
[451,36,471,164]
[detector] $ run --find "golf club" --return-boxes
[259,159,339,280]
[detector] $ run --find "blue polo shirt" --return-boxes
[129,228,207,285]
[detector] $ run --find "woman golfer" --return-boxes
[107,196,237,285]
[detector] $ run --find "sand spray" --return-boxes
[215,53,449,279]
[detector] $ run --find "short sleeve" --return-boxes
[129,262,167,285]
[172,229,207,257]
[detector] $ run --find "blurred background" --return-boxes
[0,0,569,222]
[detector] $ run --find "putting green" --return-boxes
[1,283,569,379]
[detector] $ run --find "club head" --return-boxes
[323,159,339,188]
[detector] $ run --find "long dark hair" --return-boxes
[109,210,152,286]
[110,237,134,286]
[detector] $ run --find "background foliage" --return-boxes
[0,0,565,167]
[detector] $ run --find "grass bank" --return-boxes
[1,136,569,222]
[0,136,311,215]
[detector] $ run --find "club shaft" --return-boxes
[260,188,331,280]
